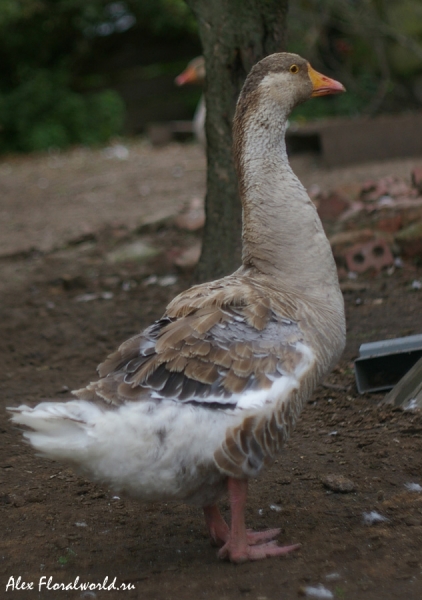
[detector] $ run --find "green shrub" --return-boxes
[0,68,124,152]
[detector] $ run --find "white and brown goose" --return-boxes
[10,53,346,563]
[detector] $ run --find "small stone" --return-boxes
[74,293,97,302]
[11,494,25,507]
[277,476,292,485]
[322,474,356,493]
[404,482,422,492]
[363,511,389,525]
[158,275,177,287]
[107,240,159,264]
[143,275,158,286]
[23,491,43,503]
[100,291,114,300]
[299,584,334,598]
[325,573,341,582]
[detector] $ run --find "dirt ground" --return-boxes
[1,140,422,600]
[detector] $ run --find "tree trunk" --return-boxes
[184,0,288,282]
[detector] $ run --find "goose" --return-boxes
[9,53,346,563]
[175,56,206,147]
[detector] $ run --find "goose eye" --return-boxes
[290,64,299,74]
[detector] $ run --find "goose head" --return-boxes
[235,52,345,126]
[233,52,345,181]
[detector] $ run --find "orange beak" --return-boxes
[308,64,346,97]
[175,66,198,86]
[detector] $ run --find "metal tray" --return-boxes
[354,334,422,394]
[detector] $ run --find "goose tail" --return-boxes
[8,400,103,462]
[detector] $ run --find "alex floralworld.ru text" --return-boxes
[5,575,136,592]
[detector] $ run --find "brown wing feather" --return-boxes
[97,333,144,377]
[233,342,253,359]
[84,277,304,405]
[73,275,311,478]
[232,357,255,377]
[155,321,193,352]
[209,347,233,369]
[166,355,188,372]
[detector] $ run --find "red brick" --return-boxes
[345,239,394,273]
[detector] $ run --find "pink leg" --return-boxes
[203,505,230,547]
[217,478,301,563]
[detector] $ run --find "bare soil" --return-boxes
[1,141,422,600]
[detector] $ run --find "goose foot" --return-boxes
[218,539,301,563]
[212,478,300,563]
[204,505,283,549]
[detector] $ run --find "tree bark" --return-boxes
[184,0,288,282]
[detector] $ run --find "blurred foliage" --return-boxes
[0,0,195,153]
[0,0,127,152]
[0,69,125,152]
[128,0,196,35]
[288,0,422,120]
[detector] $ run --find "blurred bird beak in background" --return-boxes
[175,66,198,86]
